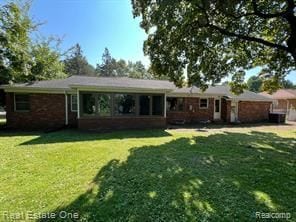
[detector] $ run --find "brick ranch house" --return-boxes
[0,76,272,130]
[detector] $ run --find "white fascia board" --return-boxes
[167,93,224,98]
[70,85,172,94]
[2,86,74,94]
[229,98,273,102]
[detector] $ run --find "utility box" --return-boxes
[269,112,286,123]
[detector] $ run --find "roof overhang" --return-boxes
[167,92,224,97]
[70,85,172,94]
[0,86,74,94]
[227,98,273,102]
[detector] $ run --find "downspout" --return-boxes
[77,89,80,118]
[65,92,68,126]
[164,93,167,118]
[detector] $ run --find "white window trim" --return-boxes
[199,98,209,109]
[14,93,30,112]
[71,94,78,112]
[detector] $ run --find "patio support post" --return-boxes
[77,89,80,118]
[164,93,167,117]
[65,92,68,125]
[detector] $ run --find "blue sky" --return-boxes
[30,0,149,67]
[2,0,296,83]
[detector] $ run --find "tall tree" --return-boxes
[132,0,296,93]
[29,38,66,81]
[0,0,66,84]
[64,43,95,76]
[96,48,153,78]
[0,1,33,84]
[96,48,118,76]
[128,61,151,79]
[115,59,129,77]
[247,76,263,92]
[282,79,296,89]
[252,74,295,92]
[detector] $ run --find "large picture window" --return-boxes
[82,94,96,115]
[97,94,111,116]
[114,94,136,115]
[139,95,151,115]
[167,97,184,112]
[80,93,164,117]
[14,94,30,111]
[152,95,163,115]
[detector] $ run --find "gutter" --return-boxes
[167,92,225,98]
[225,98,273,102]
[64,91,68,126]
[0,86,75,94]
[69,85,173,94]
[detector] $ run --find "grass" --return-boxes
[0,126,295,221]
[0,118,6,126]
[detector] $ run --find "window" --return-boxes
[215,99,220,112]
[152,95,163,115]
[167,97,184,112]
[80,93,165,117]
[97,94,111,116]
[71,95,77,112]
[15,94,30,111]
[139,95,151,115]
[114,94,136,115]
[82,94,96,115]
[200,98,208,109]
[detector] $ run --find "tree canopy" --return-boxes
[29,38,66,81]
[0,1,33,84]
[64,43,95,76]
[282,79,296,89]
[96,48,118,76]
[132,0,296,93]
[247,76,263,92]
[96,47,152,79]
[0,1,65,84]
[247,75,295,92]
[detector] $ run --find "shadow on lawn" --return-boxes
[12,129,171,146]
[39,131,296,222]
[168,122,294,131]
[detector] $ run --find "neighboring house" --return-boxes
[260,89,296,121]
[0,76,272,130]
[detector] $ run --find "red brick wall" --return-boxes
[238,101,271,123]
[221,99,231,122]
[6,93,67,129]
[78,116,166,131]
[167,97,214,123]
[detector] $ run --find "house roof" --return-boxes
[260,89,296,100]
[68,75,174,90]
[171,85,272,101]
[1,75,174,91]
[0,75,272,101]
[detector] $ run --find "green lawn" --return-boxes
[0,126,295,221]
[0,118,6,125]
